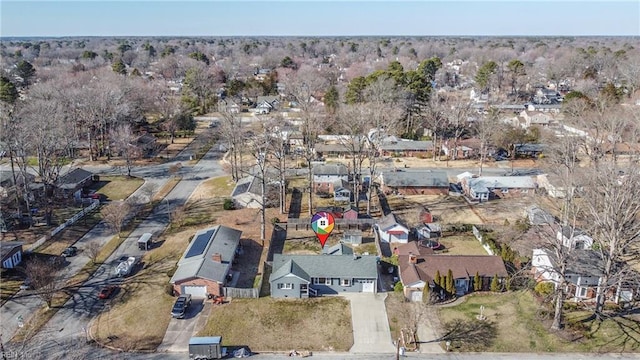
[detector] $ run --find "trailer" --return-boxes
[114,256,139,277]
[137,233,153,250]
[189,336,227,359]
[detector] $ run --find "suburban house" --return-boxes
[379,139,434,157]
[230,168,280,209]
[218,98,240,114]
[459,175,537,202]
[315,142,365,158]
[170,225,242,298]
[397,242,508,302]
[518,110,553,128]
[536,173,568,198]
[441,138,482,159]
[376,213,409,243]
[269,253,378,298]
[342,205,359,220]
[379,170,449,195]
[57,168,95,199]
[514,143,545,158]
[557,226,593,250]
[312,163,349,194]
[525,205,556,226]
[0,241,24,269]
[254,68,272,82]
[0,170,35,199]
[255,95,280,114]
[321,243,353,256]
[531,248,637,304]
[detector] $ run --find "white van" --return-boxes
[137,233,153,250]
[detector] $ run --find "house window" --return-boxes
[277,283,293,290]
[341,279,351,287]
[314,277,330,285]
[579,287,587,297]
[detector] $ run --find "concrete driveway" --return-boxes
[157,299,209,353]
[342,293,395,353]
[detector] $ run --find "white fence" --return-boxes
[27,199,100,252]
[472,225,494,255]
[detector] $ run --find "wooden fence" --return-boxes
[223,287,259,298]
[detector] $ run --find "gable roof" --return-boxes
[272,254,378,279]
[170,225,242,284]
[0,241,23,260]
[312,163,349,176]
[322,243,354,256]
[377,213,408,232]
[399,254,508,286]
[269,259,311,282]
[57,168,94,189]
[379,140,434,152]
[382,170,449,188]
[393,241,434,257]
[467,176,536,190]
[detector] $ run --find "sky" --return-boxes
[1,0,639,37]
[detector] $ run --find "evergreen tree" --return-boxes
[0,76,18,104]
[324,85,339,114]
[434,270,441,289]
[422,284,431,304]
[490,274,500,292]
[112,58,126,75]
[15,60,36,87]
[446,269,454,296]
[474,271,482,292]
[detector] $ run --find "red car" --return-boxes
[98,285,116,299]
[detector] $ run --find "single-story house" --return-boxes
[536,173,568,198]
[315,141,366,158]
[376,213,409,243]
[460,175,536,202]
[531,248,637,304]
[269,254,378,298]
[514,143,545,158]
[0,170,35,199]
[57,168,95,199]
[1,241,24,269]
[398,250,508,302]
[441,138,482,159]
[557,226,593,250]
[519,110,553,128]
[312,163,349,194]
[231,174,279,209]
[170,225,242,298]
[380,170,449,195]
[379,139,434,157]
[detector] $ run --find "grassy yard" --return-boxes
[195,175,235,198]
[437,235,489,256]
[96,175,144,201]
[91,225,197,351]
[437,291,640,353]
[198,297,353,352]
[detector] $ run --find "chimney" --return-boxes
[409,252,417,264]
[212,253,222,263]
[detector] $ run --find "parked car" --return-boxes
[61,246,78,257]
[98,285,116,299]
[171,294,192,319]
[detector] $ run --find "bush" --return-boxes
[534,282,554,297]
[270,217,280,225]
[490,274,500,292]
[223,198,235,210]
[165,283,175,296]
[394,281,404,293]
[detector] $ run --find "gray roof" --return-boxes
[321,243,354,256]
[467,176,536,191]
[382,170,449,188]
[380,140,433,151]
[376,213,407,231]
[272,254,378,279]
[312,163,349,176]
[57,168,93,189]
[527,206,555,226]
[560,226,588,239]
[171,225,242,284]
[0,241,23,260]
[315,142,364,153]
[566,250,605,278]
[269,259,311,282]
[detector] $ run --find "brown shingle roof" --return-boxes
[399,254,507,286]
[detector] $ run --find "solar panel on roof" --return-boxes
[185,229,215,258]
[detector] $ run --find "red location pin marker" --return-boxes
[311,211,335,248]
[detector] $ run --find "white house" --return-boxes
[557,226,593,250]
[376,213,409,243]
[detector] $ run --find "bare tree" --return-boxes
[24,257,60,309]
[219,111,244,181]
[441,94,474,162]
[139,182,159,203]
[100,201,131,237]
[336,104,370,209]
[110,123,141,177]
[85,241,101,264]
[472,108,501,175]
[265,116,289,214]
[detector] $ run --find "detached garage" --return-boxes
[170,225,242,298]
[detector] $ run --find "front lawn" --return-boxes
[437,235,489,255]
[437,291,640,353]
[95,175,144,201]
[198,297,353,352]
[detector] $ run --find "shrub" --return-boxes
[490,274,500,292]
[223,198,235,210]
[270,217,280,225]
[394,281,404,293]
[534,282,554,297]
[165,283,175,296]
